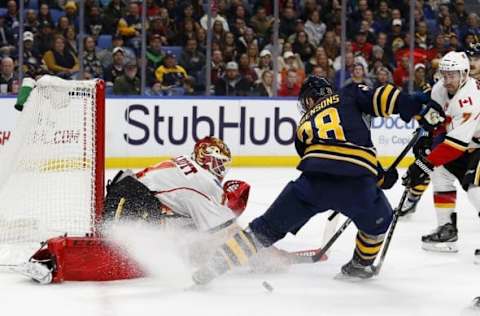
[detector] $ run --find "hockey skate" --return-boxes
[336,258,376,280]
[12,261,52,284]
[397,193,420,218]
[421,214,458,253]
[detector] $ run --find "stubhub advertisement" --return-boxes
[0,97,417,168]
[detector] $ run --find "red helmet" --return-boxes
[193,136,232,180]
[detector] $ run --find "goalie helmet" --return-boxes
[439,51,470,86]
[298,75,335,114]
[193,136,232,181]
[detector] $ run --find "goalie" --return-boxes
[16,136,296,284]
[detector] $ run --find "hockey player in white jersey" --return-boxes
[399,43,480,218]
[403,51,480,253]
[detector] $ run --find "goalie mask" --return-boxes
[193,136,232,181]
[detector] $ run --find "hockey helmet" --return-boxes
[298,75,335,114]
[466,42,480,58]
[439,51,470,86]
[193,136,232,181]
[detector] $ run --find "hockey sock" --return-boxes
[433,191,456,226]
[192,227,260,284]
[353,231,385,266]
[409,181,429,200]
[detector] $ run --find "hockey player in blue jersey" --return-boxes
[191,76,445,284]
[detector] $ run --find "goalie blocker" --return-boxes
[19,172,251,283]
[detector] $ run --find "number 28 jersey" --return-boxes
[295,82,421,177]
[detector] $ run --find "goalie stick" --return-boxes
[288,128,426,264]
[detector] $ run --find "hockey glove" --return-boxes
[412,134,433,158]
[416,100,446,131]
[223,180,250,216]
[377,167,399,190]
[402,156,434,188]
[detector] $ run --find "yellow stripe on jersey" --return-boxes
[304,144,377,165]
[303,153,378,175]
[373,84,401,117]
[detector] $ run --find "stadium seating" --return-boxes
[97,35,113,49]
[161,46,183,58]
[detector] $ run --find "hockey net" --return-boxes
[0,75,105,265]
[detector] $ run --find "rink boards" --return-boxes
[0,96,417,168]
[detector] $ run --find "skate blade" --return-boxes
[421,242,458,253]
[333,272,375,282]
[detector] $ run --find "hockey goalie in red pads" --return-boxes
[15,137,302,284]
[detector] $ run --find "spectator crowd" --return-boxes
[0,0,478,96]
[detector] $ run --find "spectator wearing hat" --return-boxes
[43,34,80,79]
[214,61,251,96]
[155,52,188,96]
[403,63,431,93]
[103,0,127,35]
[178,38,205,86]
[278,69,301,97]
[35,20,55,55]
[352,31,373,61]
[64,1,79,26]
[22,31,44,78]
[104,47,126,86]
[0,57,17,95]
[83,35,103,79]
[304,10,326,47]
[113,59,140,95]
[280,50,305,85]
[388,18,404,45]
[254,49,273,80]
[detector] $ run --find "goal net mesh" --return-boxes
[0,75,104,265]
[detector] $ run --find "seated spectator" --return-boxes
[334,51,355,88]
[352,31,373,61]
[0,16,14,57]
[238,53,258,85]
[103,0,127,35]
[292,31,315,62]
[22,31,45,78]
[238,27,258,55]
[85,5,105,37]
[459,13,480,41]
[155,52,188,96]
[214,61,250,96]
[246,43,259,68]
[304,10,326,47]
[253,70,274,97]
[322,31,339,61]
[373,0,391,33]
[56,16,71,36]
[200,7,229,32]
[278,69,301,96]
[64,26,78,56]
[212,20,226,45]
[415,20,431,50]
[343,63,373,87]
[38,4,54,27]
[195,27,207,53]
[83,36,103,79]
[4,0,18,30]
[43,35,80,79]
[178,38,205,85]
[145,34,165,85]
[372,66,393,88]
[63,1,79,27]
[104,47,125,86]
[36,20,55,55]
[279,7,297,38]
[24,9,40,34]
[393,55,409,87]
[222,32,238,62]
[176,19,197,46]
[0,57,17,95]
[404,63,431,93]
[155,7,177,45]
[113,59,140,95]
[254,49,273,80]
[117,2,142,50]
[249,6,273,41]
[281,51,305,84]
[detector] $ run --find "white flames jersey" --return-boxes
[431,77,480,150]
[135,155,235,232]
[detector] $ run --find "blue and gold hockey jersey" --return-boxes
[295,82,422,177]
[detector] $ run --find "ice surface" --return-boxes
[1,168,479,316]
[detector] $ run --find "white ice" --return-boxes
[1,168,479,316]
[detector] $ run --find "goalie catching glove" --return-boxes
[223,180,250,216]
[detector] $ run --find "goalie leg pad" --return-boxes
[104,172,162,223]
[12,261,53,284]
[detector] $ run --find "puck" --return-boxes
[262,281,274,293]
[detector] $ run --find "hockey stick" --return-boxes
[289,217,353,264]
[374,128,426,275]
[289,128,425,265]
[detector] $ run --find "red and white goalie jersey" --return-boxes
[429,77,480,165]
[135,155,237,232]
